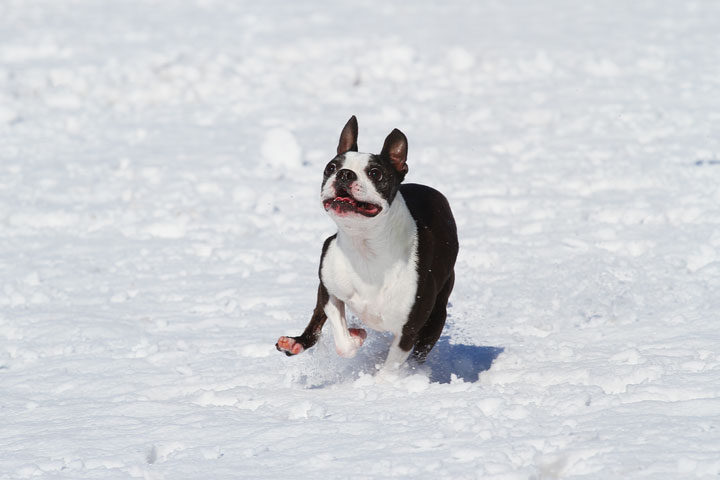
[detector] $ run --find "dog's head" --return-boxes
[321,116,408,220]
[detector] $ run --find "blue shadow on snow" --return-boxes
[423,337,504,384]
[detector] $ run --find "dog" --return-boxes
[276,116,458,372]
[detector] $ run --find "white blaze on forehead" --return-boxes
[340,152,373,172]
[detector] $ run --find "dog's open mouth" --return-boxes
[323,188,382,217]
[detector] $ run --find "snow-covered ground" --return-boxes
[2,1,720,478]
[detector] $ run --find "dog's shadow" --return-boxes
[422,337,504,384]
[291,333,502,388]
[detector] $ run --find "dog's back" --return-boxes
[400,183,458,282]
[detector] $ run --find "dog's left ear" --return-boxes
[381,128,408,177]
[337,115,359,155]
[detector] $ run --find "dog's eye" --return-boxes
[368,168,383,181]
[324,162,337,176]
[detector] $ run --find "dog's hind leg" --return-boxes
[385,273,452,371]
[411,271,454,362]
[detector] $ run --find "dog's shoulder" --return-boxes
[399,183,456,236]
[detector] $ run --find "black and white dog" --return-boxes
[276,116,458,373]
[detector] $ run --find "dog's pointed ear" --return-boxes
[381,128,408,177]
[337,115,359,155]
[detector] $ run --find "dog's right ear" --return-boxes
[337,115,359,155]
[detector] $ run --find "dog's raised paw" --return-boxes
[348,328,367,342]
[276,336,304,356]
[334,328,367,358]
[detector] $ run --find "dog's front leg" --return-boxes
[325,295,366,358]
[276,282,329,356]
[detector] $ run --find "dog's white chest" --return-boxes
[321,231,418,335]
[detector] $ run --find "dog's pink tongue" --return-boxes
[361,204,379,215]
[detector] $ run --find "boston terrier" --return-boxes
[276,116,458,373]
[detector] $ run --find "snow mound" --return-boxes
[260,127,303,169]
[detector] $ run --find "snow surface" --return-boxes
[2,1,720,478]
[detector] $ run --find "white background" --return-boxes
[2,1,720,478]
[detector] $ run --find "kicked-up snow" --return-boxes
[2,1,720,478]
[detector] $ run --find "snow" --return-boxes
[2,1,720,478]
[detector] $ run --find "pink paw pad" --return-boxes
[349,328,367,342]
[334,329,368,358]
[276,336,304,355]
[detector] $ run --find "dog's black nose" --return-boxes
[336,169,357,184]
